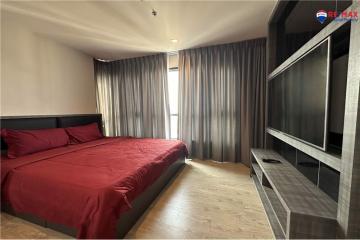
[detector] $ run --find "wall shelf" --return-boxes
[267,128,341,171]
[267,7,350,78]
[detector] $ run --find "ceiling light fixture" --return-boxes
[171,39,178,43]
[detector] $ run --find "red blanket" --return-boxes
[1,137,187,238]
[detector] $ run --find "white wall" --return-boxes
[1,17,96,116]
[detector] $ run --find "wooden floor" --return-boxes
[1,159,273,239]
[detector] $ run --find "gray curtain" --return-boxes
[178,38,266,166]
[94,53,170,138]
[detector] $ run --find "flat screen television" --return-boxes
[268,37,330,150]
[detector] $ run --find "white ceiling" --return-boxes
[1,1,276,60]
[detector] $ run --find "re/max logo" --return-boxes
[316,10,358,24]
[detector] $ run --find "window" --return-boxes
[168,69,179,139]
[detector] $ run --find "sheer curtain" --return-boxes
[94,53,170,138]
[178,38,266,166]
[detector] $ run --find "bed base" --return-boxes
[2,157,185,238]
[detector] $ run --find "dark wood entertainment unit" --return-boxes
[253,0,360,239]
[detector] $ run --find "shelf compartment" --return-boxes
[253,174,285,239]
[263,186,287,234]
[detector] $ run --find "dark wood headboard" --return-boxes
[0,114,103,151]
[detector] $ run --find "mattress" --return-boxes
[1,137,188,238]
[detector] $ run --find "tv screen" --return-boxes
[268,38,330,150]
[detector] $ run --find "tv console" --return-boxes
[261,0,360,238]
[251,149,337,239]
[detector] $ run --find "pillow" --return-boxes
[65,123,103,144]
[2,128,69,158]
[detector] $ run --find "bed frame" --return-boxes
[0,114,185,238]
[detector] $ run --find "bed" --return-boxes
[1,114,187,238]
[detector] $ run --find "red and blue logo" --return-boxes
[316,10,327,24]
[316,10,358,24]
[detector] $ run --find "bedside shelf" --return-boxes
[251,148,338,239]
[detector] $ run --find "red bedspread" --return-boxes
[1,137,187,238]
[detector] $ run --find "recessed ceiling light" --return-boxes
[171,39,178,43]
